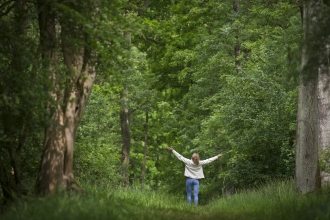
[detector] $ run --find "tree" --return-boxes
[129,0,300,195]
[0,0,129,200]
[36,0,98,194]
[36,0,128,195]
[296,0,330,194]
[120,31,133,186]
[157,0,299,192]
[316,1,330,186]
[74,84,122,186]
[141,110,148,189]
[0,0,46,203]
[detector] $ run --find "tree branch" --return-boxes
[145,36,165,46]
[0,1,14,18]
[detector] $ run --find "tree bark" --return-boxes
[295,77,319,194]
[120,107,132,186]
[295,0,323,194]
[233,0,241,72]
[317,31,330,187]
[120,31,133,186]
[0,157,14,205]
[7,141,22,197]
[141,110,148,189]
[37,0,96,195]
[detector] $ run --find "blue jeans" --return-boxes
[186,178,199,205]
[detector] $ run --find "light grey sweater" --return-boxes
[172,150,219,179]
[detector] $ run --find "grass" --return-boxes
[206,180,330,220]
[1,179,330,220]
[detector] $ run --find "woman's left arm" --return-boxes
[200,153,222,165]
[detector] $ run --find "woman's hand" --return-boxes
[218,154,223,158]
[168,147,173,151]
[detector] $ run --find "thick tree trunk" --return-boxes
[38,65,95,195]
[295,0,322,194]
[36,0,61,195]
[38,107,66,194]
[318,43,330,186]
[295,77,319,194]
[37,0,96,195]
[38,53,95,195]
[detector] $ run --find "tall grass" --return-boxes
[1,179,330,220]
[206,179,330,220]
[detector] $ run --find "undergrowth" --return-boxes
[1,179,330,220]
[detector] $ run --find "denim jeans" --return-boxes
[186,178,199,205]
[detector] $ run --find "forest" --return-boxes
[1,0,330,219]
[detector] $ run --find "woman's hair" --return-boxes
[192,153,200,165]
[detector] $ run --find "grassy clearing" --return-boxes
[206,180,330,220]
[1,179,330,220]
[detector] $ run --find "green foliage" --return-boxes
[137,0,301,194]
[0,0,133,200]
[0,0,51,199]
[0,0,310,206]
[2,180,330,220]
[200,71,297,188]
[74,84,122,185]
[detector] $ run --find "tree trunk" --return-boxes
[120,107,132,186]
[233,0,241,72]
[295,77,319,194]
[317,34,330,187]
[0,0,30,201]
[0,158,14,205]
[36,0,96,195]
[141,110,148,189]
[37,46,95,195]
[295,0,323,194]
[7,141,22,197]
[120,31,133,186]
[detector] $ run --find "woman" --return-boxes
[167,147,222,205]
